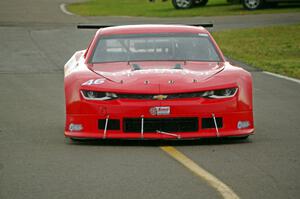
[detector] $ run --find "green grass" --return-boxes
[68,0,300,17]
[212,24,300,79]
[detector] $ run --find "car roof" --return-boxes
[97,24,209,36]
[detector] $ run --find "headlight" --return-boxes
[202,88,238,99]
[81,90,118,100]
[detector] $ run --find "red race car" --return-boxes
[64,24,254,140]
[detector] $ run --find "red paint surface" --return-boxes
[64,25,254,139]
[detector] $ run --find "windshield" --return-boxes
[90,33,221,63]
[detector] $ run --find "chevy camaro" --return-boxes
[64,24,254,140]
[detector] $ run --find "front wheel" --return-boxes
[172,0,195,9]
[70,137,96,142]
[232,135,250,140]
[267,2,278,8]
[242,0,264,10]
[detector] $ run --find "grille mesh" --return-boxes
[202,117,223,129]
[118,92,205,100]
[98,119,120,130]
[123,117,198,133]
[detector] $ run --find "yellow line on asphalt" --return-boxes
[160,146,240,199]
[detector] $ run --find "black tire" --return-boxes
[172,0,195,9]
[235,135,249,140]
[242,0,265,10]
[70,137,94,142]
[267,2,278,8]
[194,0,208,7]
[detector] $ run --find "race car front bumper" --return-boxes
[65,98,254,139]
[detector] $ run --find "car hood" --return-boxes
[90,61,225,93]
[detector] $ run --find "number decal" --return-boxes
[82,79,105,86]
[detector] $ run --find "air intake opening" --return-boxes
[98,119,120,130]
[202,117,223,129]
[124,117,198,133]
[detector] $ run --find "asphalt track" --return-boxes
[0,1,300,199]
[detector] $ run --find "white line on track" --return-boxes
[60,3,74,16]
[161,146,240,199]
[263,71,300,84]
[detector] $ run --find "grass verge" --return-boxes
[67,0,300,17]
[212,24,300,79]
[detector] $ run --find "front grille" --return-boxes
[118,92,206,100]
[98,119,120,130]
[118,94,153,100]
[202,117,223,129]
[123,117,198,133]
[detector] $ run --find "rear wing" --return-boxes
[77,23,213,29]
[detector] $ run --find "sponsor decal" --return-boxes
[237,121,250,129]
[198,33,209,37]
[149,106,170,116]
[100,69,211,77]
[69,123,83,132]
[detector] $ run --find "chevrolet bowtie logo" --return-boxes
[153,95,168,100]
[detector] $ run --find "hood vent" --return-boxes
[131,63,141,71]
[173,63,183,69]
